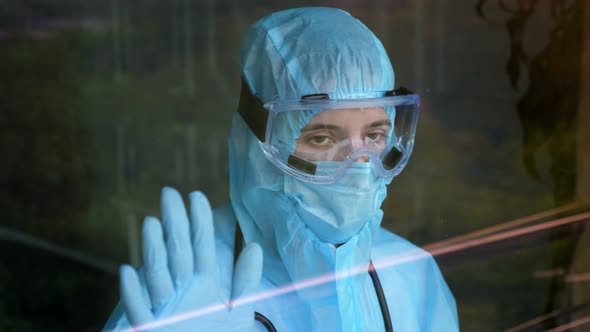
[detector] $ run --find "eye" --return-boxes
[307,135,334,146]
[365,132,386,142]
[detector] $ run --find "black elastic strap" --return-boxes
[386,86,414,96]
[237,78,268,142]
[369,260,394,332]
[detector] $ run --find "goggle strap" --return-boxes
[287,154,317,175]
[237,81,415,143]
[386,86,414,96]
[238,77,268,142]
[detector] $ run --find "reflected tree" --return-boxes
[476,0,582,204]
[476,0,585,327]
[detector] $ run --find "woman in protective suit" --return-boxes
[104,7,459,332]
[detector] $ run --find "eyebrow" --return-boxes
[300,119,392,133]
[301,119,391,133]
[300,124,341,132]
[364,120,392,130]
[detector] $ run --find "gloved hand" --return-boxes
[119,187,263,331]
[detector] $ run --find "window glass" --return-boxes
[1,1,588,331]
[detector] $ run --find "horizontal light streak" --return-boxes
[111,211,590,331]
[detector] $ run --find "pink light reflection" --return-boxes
[109,248,431,331]
[110,211,590,331]
[545,315,590,332]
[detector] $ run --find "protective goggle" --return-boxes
[238,81,419,184]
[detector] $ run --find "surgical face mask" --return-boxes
[284,161,388,244]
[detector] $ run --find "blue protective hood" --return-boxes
[240,7,395,102]
[230,7,396,285]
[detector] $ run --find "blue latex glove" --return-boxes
[119,187,263,331]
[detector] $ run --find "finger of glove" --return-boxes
[161,187,193,287]
[231,243,263,301]
[121,265,155,326]
[142,216,174,312]
[189,191,217,275]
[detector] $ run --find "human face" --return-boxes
[294,108,392,162]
